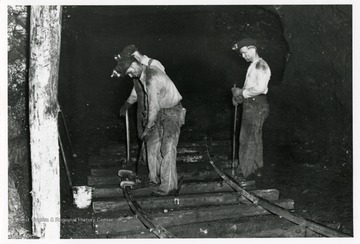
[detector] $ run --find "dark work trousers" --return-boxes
[146,103,185,192]
[237,95,269,178]
[133,79,147,165]
[133,79,146,137]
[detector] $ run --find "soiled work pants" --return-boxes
[146,103,184,192]
[237,95,269,178]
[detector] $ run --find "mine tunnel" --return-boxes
[8,5,352,238]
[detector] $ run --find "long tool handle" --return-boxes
[232,105,238,176]
[232,84,238,176]
[59,134,73,187]
[60,109,74,156]
[125,109,130,164]
[136,141,146,174]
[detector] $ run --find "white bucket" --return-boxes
[72,186,92,209]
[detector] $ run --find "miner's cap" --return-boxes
[232,38,257,51]
[113,45,138,77]
[114,56,136,77]
[120,44,138,58]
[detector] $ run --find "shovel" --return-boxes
[59,133,92,209]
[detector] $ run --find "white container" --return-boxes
[72,186,92,209]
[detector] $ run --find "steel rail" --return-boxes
[204,138,351,238]
[121,182,176,238]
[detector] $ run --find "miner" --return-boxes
[114,49,186,196]
[113,45,165,166]
[231,38,271,181]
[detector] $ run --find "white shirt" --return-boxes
[126,57,165,104]
[138,55,165,72]
[242,58,271,99]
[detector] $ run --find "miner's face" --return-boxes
[125,62,143,78]
[239,46,256,62]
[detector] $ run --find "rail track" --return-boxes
[85,139,349,238]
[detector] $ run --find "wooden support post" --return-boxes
[29,5,62,239]
[92,189,280,213]
[93,199,294,235]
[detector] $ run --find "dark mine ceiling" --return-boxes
[59,6,288,143]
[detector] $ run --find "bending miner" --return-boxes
[113,45,166,166]
[114,46,186,196]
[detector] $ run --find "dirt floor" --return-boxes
[57,115,353,239]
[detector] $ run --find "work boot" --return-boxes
[233,175,247,184]
[149,181,160,187]
[246,173,256,181]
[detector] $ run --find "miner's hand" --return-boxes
[233,95,244,105]
[231,87,243,97]
[140,127,151,141]
[119,102,131,117]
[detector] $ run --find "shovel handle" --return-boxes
[232,105,237,176]
[125,109,130,164]
[59,134,73,187]
[232,84,238,176]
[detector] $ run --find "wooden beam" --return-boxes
[93,199,294,235]
[100,145,207,156]
[88,153,212,166]
[87,175,119,186]
[104,140,230,152]
[178,140,230,148]
[111,215,307,238]
[90,160,234,176]
[29,5,62,239]
[88,155,124,166]
[93,189,280,213]
[92,179,255,198]
[88,167,244,186]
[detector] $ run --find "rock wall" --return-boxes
[267,5,352,166]
[8,6,32,238]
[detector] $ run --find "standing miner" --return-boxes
[231,38,271,181]
[114,48,186,196]
[112,45,165,165]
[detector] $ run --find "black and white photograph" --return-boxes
[1,0,358,241]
